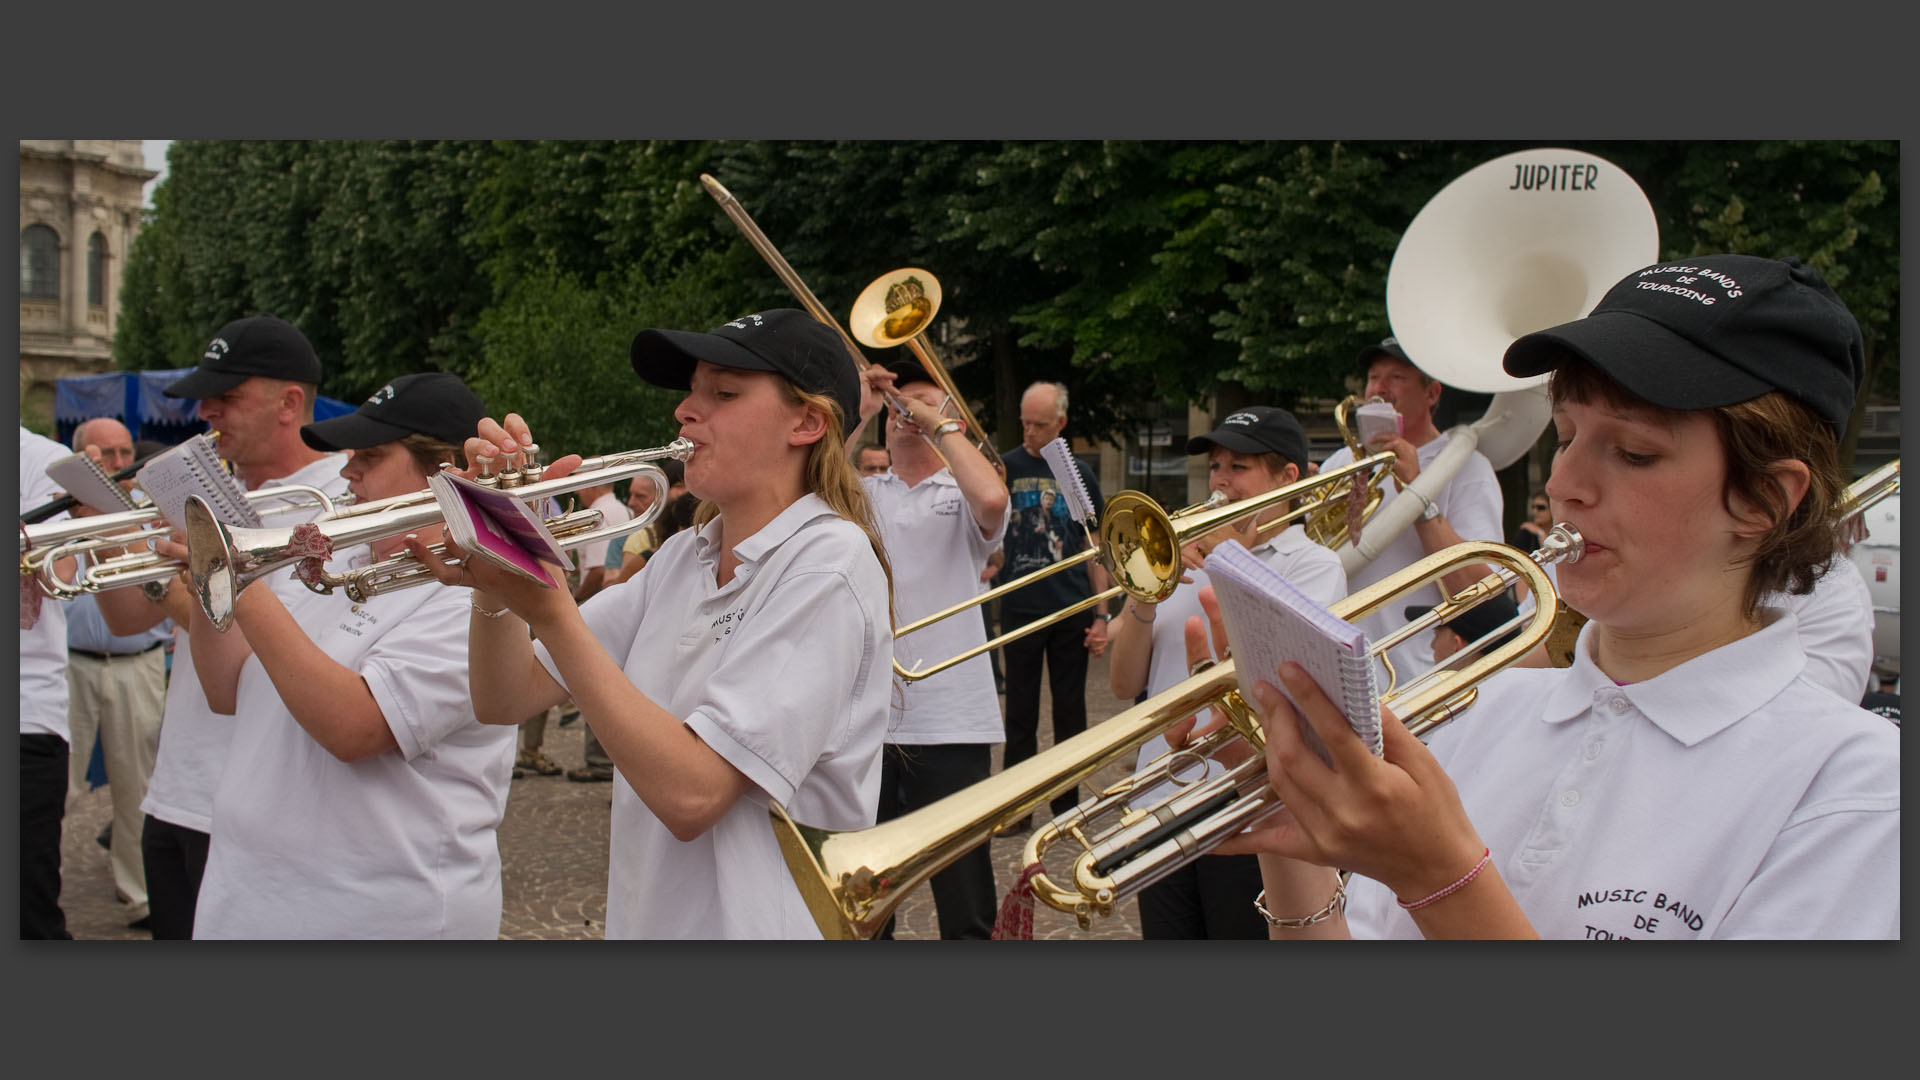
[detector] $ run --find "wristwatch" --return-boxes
[930,419,964,438]
[1412,489,1440,521]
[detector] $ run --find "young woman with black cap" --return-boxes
[169,372,517,938]
[1210,255,1898,940]
[415,309,895,939]
[1106,405,1348,939]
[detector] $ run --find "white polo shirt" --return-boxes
[142,453,350,834]
[1129,525,1348,807]
[534,493,892,939]
[1322,433,1503,682]
[577,491,631,573]
[1345,610,1900,939]
[193,551,513,938]
[19,427,74,744]
[1774,555,1876,703]
[863,468,1008,745]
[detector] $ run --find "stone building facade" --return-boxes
[18,140,156,431]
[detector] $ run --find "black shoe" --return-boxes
[567,767,614,783]
[97,823,112,850]
[127,915,152,931]
[558,710,581,728]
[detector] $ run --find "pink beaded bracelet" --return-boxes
[1397,847,1492,912]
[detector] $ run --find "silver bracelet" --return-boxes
[1126,600,1156,624]
[1254,872,1349,928]
[471,597,511,619]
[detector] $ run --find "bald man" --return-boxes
[63,418,172,929]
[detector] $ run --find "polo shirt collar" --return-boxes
[692,492,838,574]
[876,467,956,492]
[1539,608,1806,746]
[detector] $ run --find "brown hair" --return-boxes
[690,382,896,623]
[1548,354,1846,619]
[398,433,467,476]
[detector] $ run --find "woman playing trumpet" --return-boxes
[176,373,518,938]
[412,309,894,939]
[1203,255,1898,939]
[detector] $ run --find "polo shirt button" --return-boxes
[1609,697,1630,714]
[1585,739,1603,760]
[1561,790,1580,807]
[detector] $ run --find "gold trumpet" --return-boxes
[771,525,1583,938]
[185,439,693,630]
[848,268,1004,474]
[891,450,1396,683]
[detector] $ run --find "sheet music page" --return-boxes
[1204,540,1383,763]
[45,454,138,513]
[134,436,259,530]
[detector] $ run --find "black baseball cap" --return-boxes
[164,315,324,399]
[1186,406,1310,468]
[1356,336,1417,373]
[1502,254,1865,437]
[1406,591,1523,650]
[631,308,863,427]
[300,372,488,451]
[882,357,937,389]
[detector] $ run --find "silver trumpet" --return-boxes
[185,438,695,630]
[24,484,350,600]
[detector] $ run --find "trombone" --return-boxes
[892,449,1397,683]
[848,268,1004,474]
[183,439,693,630]
[770,525,1584,938]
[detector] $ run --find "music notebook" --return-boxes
[428,470,571,588]
[1203,540,1383,763]
[45,453,139,514]
[135,434,260,530]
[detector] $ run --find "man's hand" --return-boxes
[1084,613,1110,658]
[1366,433,1421,488]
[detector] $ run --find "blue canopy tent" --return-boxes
[54,370,355,448]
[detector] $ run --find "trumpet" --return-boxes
[891,449,1396,683]
[772,525,1582,938]
[184,439,693,630]
[24,483,350,600]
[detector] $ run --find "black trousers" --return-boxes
[874,742,997,940]
[141,814,210,940]
[21,733,71,939]
[1000,608,1095,817]
[1136,853,1270,939]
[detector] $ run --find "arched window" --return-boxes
[88,232,109,306]
[21,225,60,300]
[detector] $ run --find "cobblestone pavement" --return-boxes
[61,653,1152,941]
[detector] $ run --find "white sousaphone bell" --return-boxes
[1343,147,1662,573]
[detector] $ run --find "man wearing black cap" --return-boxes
[1404,590,1524,667]
[1320,337,1504,682]
[845,357,1009,939]
[94,314,350,938]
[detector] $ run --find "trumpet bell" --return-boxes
[850,268,942,348]
[1386,148,1659,395]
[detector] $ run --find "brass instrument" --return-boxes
[26,483,349,600]
[892,450,1396,683]
[848,268,1004,474]
[772,525,1584,938]
[185,439,693,630]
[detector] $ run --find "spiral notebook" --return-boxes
[1203,540,1383,763]
[45,453,140,514]
[134,434,260,531]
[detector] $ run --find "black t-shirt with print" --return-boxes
[994,444,1105,617]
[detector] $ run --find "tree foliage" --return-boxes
[116,140,1898,460]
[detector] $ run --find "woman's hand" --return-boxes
[1213,659,1488,903]
[461,413,582,485]
[1161,586,1255,770]
[857,367,899,429]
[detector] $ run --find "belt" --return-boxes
[70,642,166,662]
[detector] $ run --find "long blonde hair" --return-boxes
[690,381,896,624]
